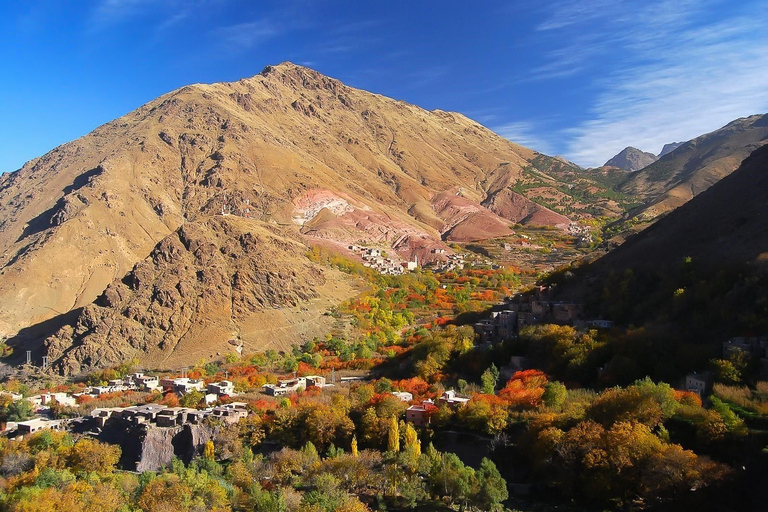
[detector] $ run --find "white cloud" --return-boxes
[493,121,558,155]
[535,0,768,167]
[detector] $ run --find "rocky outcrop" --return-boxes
[97,420,215,472]
[618,114,768,220]
[43,216,328,374]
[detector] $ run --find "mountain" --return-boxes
[658,142,683,157]
[603,146,658,171]
[596,144,768,274]
[617,114,768,221]
[0,62,588,373]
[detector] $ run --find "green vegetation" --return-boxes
[3,245,768,511]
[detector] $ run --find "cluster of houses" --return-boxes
[430,250,466,273]
[348,245,418,275]
[566,223,593,245]
[683,336,768,399]
[0,372,239,437]
[404,389,471,427]
[89,402,248,429]
[474,286,604,343]
[262,375,327,396]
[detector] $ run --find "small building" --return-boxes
[305,375,326,388]
[474,319,496,343]
[17,418,65,435]
[208,403,248,423]
[263,377,307,396]
[517,312,536,330]
[134,375,161,391]
[161,378,205,395]
[723,337,768,358]
[156,408,187,427]
[586,319,615,329]
[207,380,235,397]
[406,404,432,427]
[552,302,584,324]
[685,372,713,399]
[438,390,470,408]
[90,408,125,427]
[531,301,550,317]
[392,391,413,402]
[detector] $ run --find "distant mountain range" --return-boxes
[616,114,768,221]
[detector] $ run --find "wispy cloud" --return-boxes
[90,0,157,29]
[493,120,558,155]
[534,0,768,166]
[212,20,281,50]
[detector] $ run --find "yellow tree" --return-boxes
[203,440,215,460]
[387,415,400,453]
[404,423,420,456]
[351,435,359,458]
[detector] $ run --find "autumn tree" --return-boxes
[387,415,400,453]
[404,423,420,456]
[68,438,121,473]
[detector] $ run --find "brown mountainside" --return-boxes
[0,62,575,372]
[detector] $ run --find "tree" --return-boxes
[180,390,204,408]
[404,423,420,456]
[542,381,567,409]
[351,436,358,458]
[68,438,121,473]
[387,415,400,453]
[481,364,499,394]
[1,398,33,422]
[475,458,508,511]
[249,484,287,512]
[203,440,215,461]
[431,452,476,507]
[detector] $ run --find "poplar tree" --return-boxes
[387,415,400,452]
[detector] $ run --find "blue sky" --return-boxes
[1,0,766,172]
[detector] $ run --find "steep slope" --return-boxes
[597,144,768,274]
[0,62,581,371]
[603,147,658,171]
[560,144,768,343]
[618,114,768,220]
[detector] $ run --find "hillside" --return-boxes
[617,113,768,221]
[565,145,768,340]
[597,144,768,273]
[0,62,612,373]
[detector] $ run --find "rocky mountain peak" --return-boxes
[658,142,683,157]
[604,146,658,171]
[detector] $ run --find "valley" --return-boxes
[0,61,767,512]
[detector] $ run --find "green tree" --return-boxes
[179,390,204,408]
[481,364,499,394]
[475,458,508,511]
[542,381,568,409]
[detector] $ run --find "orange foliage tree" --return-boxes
[499,370,548,408]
